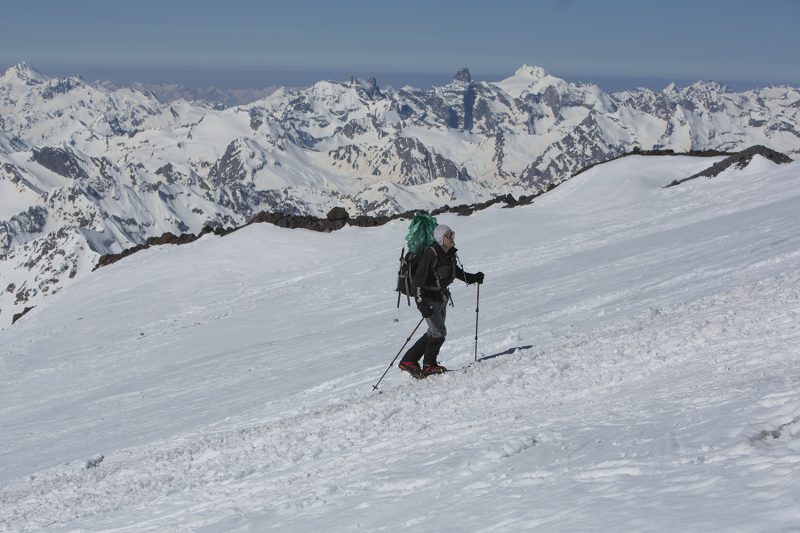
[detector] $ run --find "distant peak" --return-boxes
[348,76,384,99]
[689,80,727,93]
[495,64,564,98]
[453,68,472,84]
[660,80,728,95]
[3,62,48,85]
[347,76,378,88]
[514,64,550,79]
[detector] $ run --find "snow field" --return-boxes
[1,155,800,531]
[2,270,799,531]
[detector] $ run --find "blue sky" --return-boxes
[1,0,798,90]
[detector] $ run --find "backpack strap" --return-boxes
[418,245,442,292]
[430,245,440,288]
[435,246,456,307]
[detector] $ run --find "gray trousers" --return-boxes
[426,298,448,339]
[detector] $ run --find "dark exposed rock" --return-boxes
[41,78,82,100]
[350,214,395,227]
[12,306,34,324]
[329,144,366,167]
[246,211,347,232]
[208,140,249,187]
[569,147,733,180]
[93,193,540,270]
[389,137,470,185]
[337,120,369,139]
[453,68,472,84]
[93,226,233,269]
[327,207,350,221]
[666,145,793,187]
[0,206,48,251]
[91,156,118,182]
[350,77,384,100]
[463,83,476,131]
[92,146,788,271]
[249,109,263,131]
[155,163,179,184]
[397,104,413,120]
[31,146,90,180]
[15,286,34,305]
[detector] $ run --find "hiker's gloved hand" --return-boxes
[467,271,485,285]
[417,300,435,318]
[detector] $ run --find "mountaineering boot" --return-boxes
[422,336,446,368]
[398,361,424,379]
[423,363,448,376]
[400,334,429,365]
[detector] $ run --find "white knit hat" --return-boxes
[434,224,452,245]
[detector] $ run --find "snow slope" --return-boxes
[1,155,800,531]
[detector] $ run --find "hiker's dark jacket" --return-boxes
[413,244,478,304]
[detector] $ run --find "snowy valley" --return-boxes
[1,153,799,531]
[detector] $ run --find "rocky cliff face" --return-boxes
[0,62,798,327]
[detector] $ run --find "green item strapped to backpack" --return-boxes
[396,212,439,306]
[404,212,438,254]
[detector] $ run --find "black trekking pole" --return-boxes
[396,247,405,308]
[474,283,480,363]
[372,317,425,392]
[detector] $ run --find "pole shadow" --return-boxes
[477,344,534,363]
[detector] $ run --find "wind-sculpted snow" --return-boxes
[1,155,800,530]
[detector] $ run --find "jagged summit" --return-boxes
[494,64,567,98]
[685,80,728,93]
[1,62,49,85]
[513,64,551,79]
[657,80,729,97]
[453,68,472,84]
[663,82,679,95]
[346,76,384,99]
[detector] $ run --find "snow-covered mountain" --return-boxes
[1,62,799,327]
[1,154,799,531]
[108,81,281,109]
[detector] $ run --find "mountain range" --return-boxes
[0,62,798,328]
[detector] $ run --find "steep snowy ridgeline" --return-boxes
[1,156,800,531]
[0,160,43,218]
[0,227,98,325]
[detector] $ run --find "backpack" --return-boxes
[396,246,438,299]
[395,212,438,307]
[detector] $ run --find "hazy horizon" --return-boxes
[3,62,793,93]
